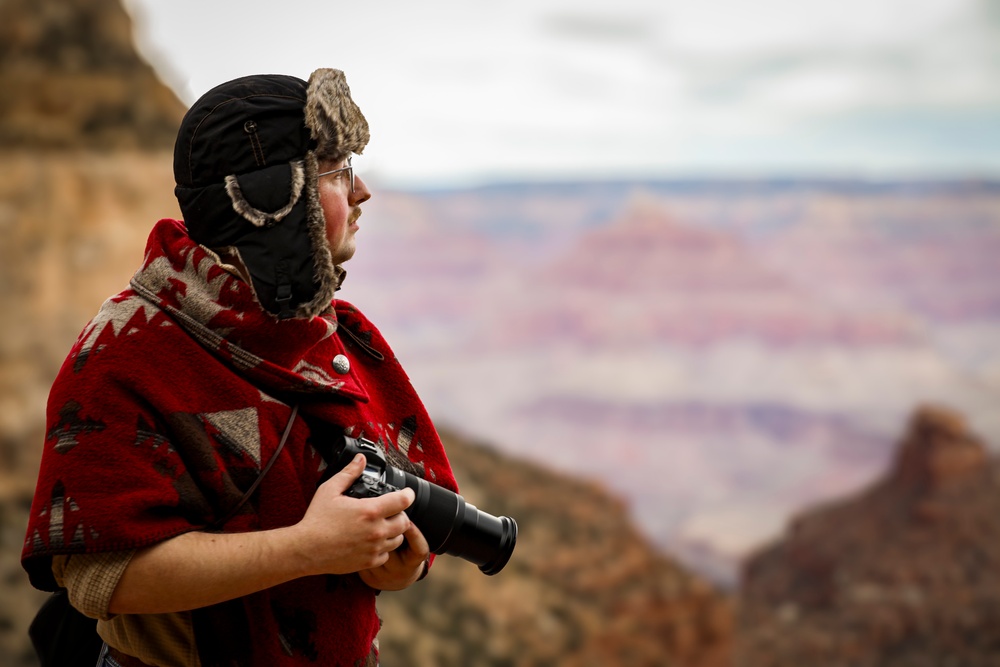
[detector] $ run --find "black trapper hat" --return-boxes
[173,69,369,319]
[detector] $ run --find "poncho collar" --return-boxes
[126,218,369,401]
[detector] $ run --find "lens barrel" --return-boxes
[384,468,517,575]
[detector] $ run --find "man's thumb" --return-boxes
[325,453,365,494]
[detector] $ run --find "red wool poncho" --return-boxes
[22,218,458,666]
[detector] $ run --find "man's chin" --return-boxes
[331,243,356,266]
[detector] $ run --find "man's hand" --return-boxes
[359,522,430,591]
[293,454,417,577]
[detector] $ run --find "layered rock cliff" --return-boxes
[738,405,1000,666]
[0,0,184,149]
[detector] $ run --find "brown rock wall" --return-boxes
[738,406,1000,666]
[0,0,185,149]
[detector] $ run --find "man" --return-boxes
[22,69,458,666]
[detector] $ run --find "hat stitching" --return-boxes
[247,128,265,167]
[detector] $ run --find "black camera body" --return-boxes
[338,436,517,576]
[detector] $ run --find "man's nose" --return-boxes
[350,175,372,205]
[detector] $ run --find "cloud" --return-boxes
[541,12,656,44]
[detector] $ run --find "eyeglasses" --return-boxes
[317,157,354,192]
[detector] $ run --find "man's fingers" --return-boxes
[388,533,406,552]
[401,522,429,558]
[374,488,415,517]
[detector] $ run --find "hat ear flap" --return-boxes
[224,161,306,228]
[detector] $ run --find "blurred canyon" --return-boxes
[1,0,999,665]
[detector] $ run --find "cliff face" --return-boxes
[738,405,1000,666]
[0,0,185,149]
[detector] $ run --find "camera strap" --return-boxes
[210,403,300,530]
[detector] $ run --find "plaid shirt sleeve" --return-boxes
[52,550,136,621]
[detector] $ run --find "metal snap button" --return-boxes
[332,354,350,374]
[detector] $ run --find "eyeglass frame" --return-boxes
[316,157,354,193]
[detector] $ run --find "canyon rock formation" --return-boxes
[738,405,1000,666]
[0,0,183,149]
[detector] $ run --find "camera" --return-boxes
[335,436,517,576]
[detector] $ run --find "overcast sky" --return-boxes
[125,0,1000,188]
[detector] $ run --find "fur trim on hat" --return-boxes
[223,160,306,228]
[304,68,370,163]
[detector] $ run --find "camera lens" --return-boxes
[385,468,517,575]
[448,502,518,575]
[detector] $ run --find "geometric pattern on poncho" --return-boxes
[203,407,262,466]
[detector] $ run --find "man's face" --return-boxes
[317,157,371,265]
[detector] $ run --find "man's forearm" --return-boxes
[108,527,312,614]
[108,457,417,614]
